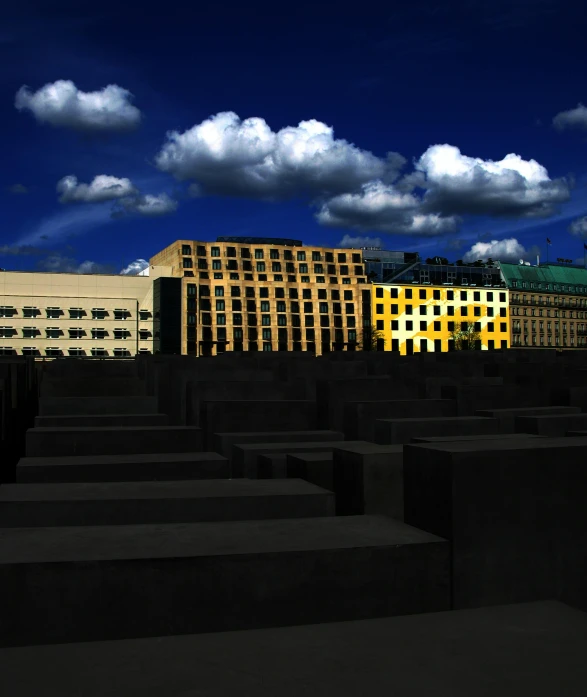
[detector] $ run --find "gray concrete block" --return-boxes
[286,452,334,490]
[257,453,288,479]
[16,452,228,483]
[343,399,457,441]
[0,479,334,527]
[40,377,147,398]
[213,431,344,459]
[25,426,203,457]
[332,444,404,520]
[232,440,367,479]
[2,601,587,697]
[410,434,544,443]
[374,416,500,445]
[514,413,587,437]
[0,515,449,647]
[403,436,587,610]
[34,414,170,428]
[38,396,159,416]
[475,406,581,434]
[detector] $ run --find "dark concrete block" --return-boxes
[38,396,159,416]
[410,434,544,443]
[374,416,500,445]
[0,515,449,647]
[40,377,147,398]
[332,444,404,519]
[25,426,203,457]
[34,414,170,428]
[2,601,587,697]
[475,406,581,434]
[514,413,587,437]
[212,431,344,459]
[16,452,229,483]
[403,436,587,610]
[286,452,334,490]
[257,453,288,479]
[0,479,335,527]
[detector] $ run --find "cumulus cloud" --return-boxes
[57,175,137,203]
[111,193,178,217]
[415,144,571,218]
[569,216,587,239]
[7,183,28,194]
[36,254,116,274]
[15,80,141,132]
[553,103,587,132]
[316,180,459,236]
[338,235,383,248]
[155,111,396,200]
[120,258,149,275]
[462,237,540,263]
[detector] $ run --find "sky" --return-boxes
[2,0,587,276]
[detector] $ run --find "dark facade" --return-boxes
[153,277,182,354]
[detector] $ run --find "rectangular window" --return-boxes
[376,303,384,314]
[376,320,384,330]
[216,300,225,311]
[211,247,220,257]
[277,301,286,312]
[405,289,412,299]
[391,320,398,330]
[419,305,427,315]
[375,287,384,298]
[405,305,413,315]
[46,307,61,319]
[406,320,413,330]
[433,290,440,300]
[390,304,398,315]
[419,289,427,299]
[474,306,481,316]
[345,303,354,314]
[433,321,441,331]
[420,321,427,331]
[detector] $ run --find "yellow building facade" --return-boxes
[372,283,510,354]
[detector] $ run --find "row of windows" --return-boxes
[188,285,358,300]
[203,327,358,342]
[375,303,508,318]
[0,327,150,339]
[184,258,364,275]
[375,319,508,333]
[183,271,361,284]
[193,300,356,314]
[511,294,587,306]
[511,336,587,346]
[181,244,362,264]
[375,288,508,303]
[0,307,151,320]
[510,280,587,294]
[193,314,357,328]
[0,347,138,356]
[512,321,587,333]
[511,307,586,319]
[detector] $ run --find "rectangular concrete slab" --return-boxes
[16,452,229,483]
[332,444,404,520]
[374,416,500,445]
[232,440,368,479]
[0,515,449,647]
[286,452,334,490]
[514,413,587,437]
[212,430,344,459]
[34,414,170,428]
[403,436,587,610]
[2,601,587,697]
[38,396,158,416]
[26,426,203,457]
[257,453,288,479]
[410,433,544,443]
[40,377,147,398]
[475,406,581,433]
[0,478,334,527]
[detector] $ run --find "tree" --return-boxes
[449,322,482,350]
[359,324,386,351]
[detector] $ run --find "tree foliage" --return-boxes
[449,322,482,350]
[360,324,386,351]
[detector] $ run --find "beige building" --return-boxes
[150,237,369,356]
[0,266,173,358]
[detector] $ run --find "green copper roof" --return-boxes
[499,262,587,293]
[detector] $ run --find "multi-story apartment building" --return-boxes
[499,262,587,349]
[0,266,173,357]
[367,258,509,354]
[149,237,369,356]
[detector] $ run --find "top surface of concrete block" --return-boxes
[0,478,329,502]
[333,443,404,455]
[2,601,587,697]
[405,435,587,454]
[0,515,444,565]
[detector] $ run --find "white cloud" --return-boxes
[15,204,115,247]
[462,237,540,263]
[120,258,149,275]
[316,180,459,236]
[553,103,587,132]
[338,234,383,248]
[57,175,137,203]
[155,111,394,199]
[569,216,587,239]
[415,144,571,218]
[15,80,141,132]
[112,193,178,217]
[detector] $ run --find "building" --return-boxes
[0,266,173,357]
[149,238,369,356]
[499,262,587,349]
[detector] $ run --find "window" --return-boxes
[474,306,481,317]
[345,303,354,314]
[500,322,507,332]
[499,292,506,303]
[256,262,266,272]
[347,317,356,328]
[262,328,272,340]
[45,348,62,357]
[376,304,384,314]
[419,289,427,299]
[270,249,280,259]
[277,301,286,312]
[405,289,412,299]
[337,253,346,263]
[0,327,13,338]
[376,287,384,298]
[261,315,271,325]
[390,304,398,315]
[461,306,468,316]
[419,305,427,315]
[92,308,107,320]
[473,291,480,301]
[68,348,85,356]
[233,314,243,325]
[420,338,428,352]
[91,348,108,357]
[22,327,38,338]
[433,306,440,316]
[69,328,84,339]
[448,322,455,332]
[340,265,349,276]
[217,314,226,325]
[92,328,107,339]
[139,329,150,340]
[488,322,495,332]
[447,306,454,316]
[500,307,507,317]
[182,258,193,268]
[487,292,493,301]
[297,251,306,261]
[114,309,128,320]
[114,328,126,339]
[434,321,441,331]
[474,322,481,332]
[46,307,61,319]
[460,291,467,301]
[447,291,454,300]
[405,305,413,315]
[420,321,427,331]
[23,307,38,318]
[406,320,413,330]
[0,306,16,318]
[433,290,440,300]
[216,300,225,311]
[390,288,399,298]
[487,307,494,317]
[182,245,192,255]
[299,263,308,273]
[305,316,315,327]
[212,260,222,270]
[211,247,220,257]
[277,315,287,326]
[391,320,399,330]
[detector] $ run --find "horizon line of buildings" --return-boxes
[1,236,587,358]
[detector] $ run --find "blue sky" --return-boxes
[2,0,587,275]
